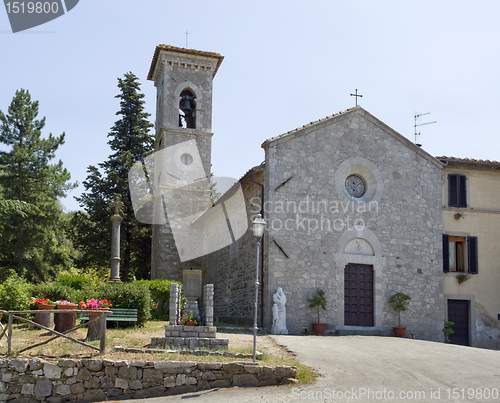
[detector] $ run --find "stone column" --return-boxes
[109,196,123,283]
[204,284,214,326]
[169,283,181,325]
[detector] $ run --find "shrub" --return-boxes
[30,282,80,305]
[93,282,151,325]
[0,270,32,311]
[136,279,182,320]
[55,274,90,290]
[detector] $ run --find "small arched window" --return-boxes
[179,89,196,129]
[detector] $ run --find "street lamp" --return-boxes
[252,213,265,363]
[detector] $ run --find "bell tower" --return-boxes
[147,45,224,280]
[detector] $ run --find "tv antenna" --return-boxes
[414,112,436,147]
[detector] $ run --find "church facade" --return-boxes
[146,44,500,345]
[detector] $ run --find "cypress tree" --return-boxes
[75,72,154,281]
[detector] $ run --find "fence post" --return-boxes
[99,313,106,354]
[7,313,13,355]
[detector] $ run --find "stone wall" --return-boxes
[204,166,266,325]
[0,357,296,402]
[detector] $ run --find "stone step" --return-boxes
[151,336,229,350]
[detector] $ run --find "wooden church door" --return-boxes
[344,264,374,326]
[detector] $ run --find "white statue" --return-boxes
[271,287,288,335]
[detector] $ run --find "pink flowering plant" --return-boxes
[79,299,112,310]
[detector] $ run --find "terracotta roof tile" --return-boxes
[436,156,500,165]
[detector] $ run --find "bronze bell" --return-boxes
[181,96,193,113]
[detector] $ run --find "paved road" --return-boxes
[113,336,500,402]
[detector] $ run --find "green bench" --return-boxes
[79,308,138,326]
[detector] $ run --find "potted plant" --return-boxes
[179,311,200,326]
[388,292,411,337]
[33,298,56,310]
[444,321,455,343]
[307,288,327,335]
[456,274,470,284]
[454,213,464,220]
[54,300,78,310]
[79,299,113,316]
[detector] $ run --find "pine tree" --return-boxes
[75,72,154,281]
[0,89,74,281]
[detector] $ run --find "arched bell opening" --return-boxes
[179,89,196,129]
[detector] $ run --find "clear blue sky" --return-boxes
[1,0,499,212]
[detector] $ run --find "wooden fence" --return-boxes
[0,309,112,355]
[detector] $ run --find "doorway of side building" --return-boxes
[447,299,470,346]
[344,263,374,326]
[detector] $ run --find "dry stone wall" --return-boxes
[0,357,296,402]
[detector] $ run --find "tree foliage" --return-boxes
[0,89,74,281]
[75,72,154,281]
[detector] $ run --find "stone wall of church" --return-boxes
[204,168,266,325]
[262,108,444,340]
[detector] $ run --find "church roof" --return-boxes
[262,106,443,168]
[147,45,224,81]
[262,106,360,145]
[437,156,500,167]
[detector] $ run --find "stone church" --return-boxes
[147,44,445,341]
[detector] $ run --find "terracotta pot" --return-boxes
[186,320,195,326]
[87,307,110,317]
[56,304,77,310]
[37,304,55,310]
[393,327,406,337]
[312,323,327,335]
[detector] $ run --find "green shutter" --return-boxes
[443,234,450,273]
[467,236,478,274]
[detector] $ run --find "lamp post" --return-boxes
[252,213,265,363]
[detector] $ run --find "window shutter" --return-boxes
[442,234,450,272]
[448,175,458,207]
[467,236,478,274]
[448,174,467,207]
[459,175,467,208]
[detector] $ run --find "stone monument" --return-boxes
[183,269,202,318]
[271,287,288,335]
